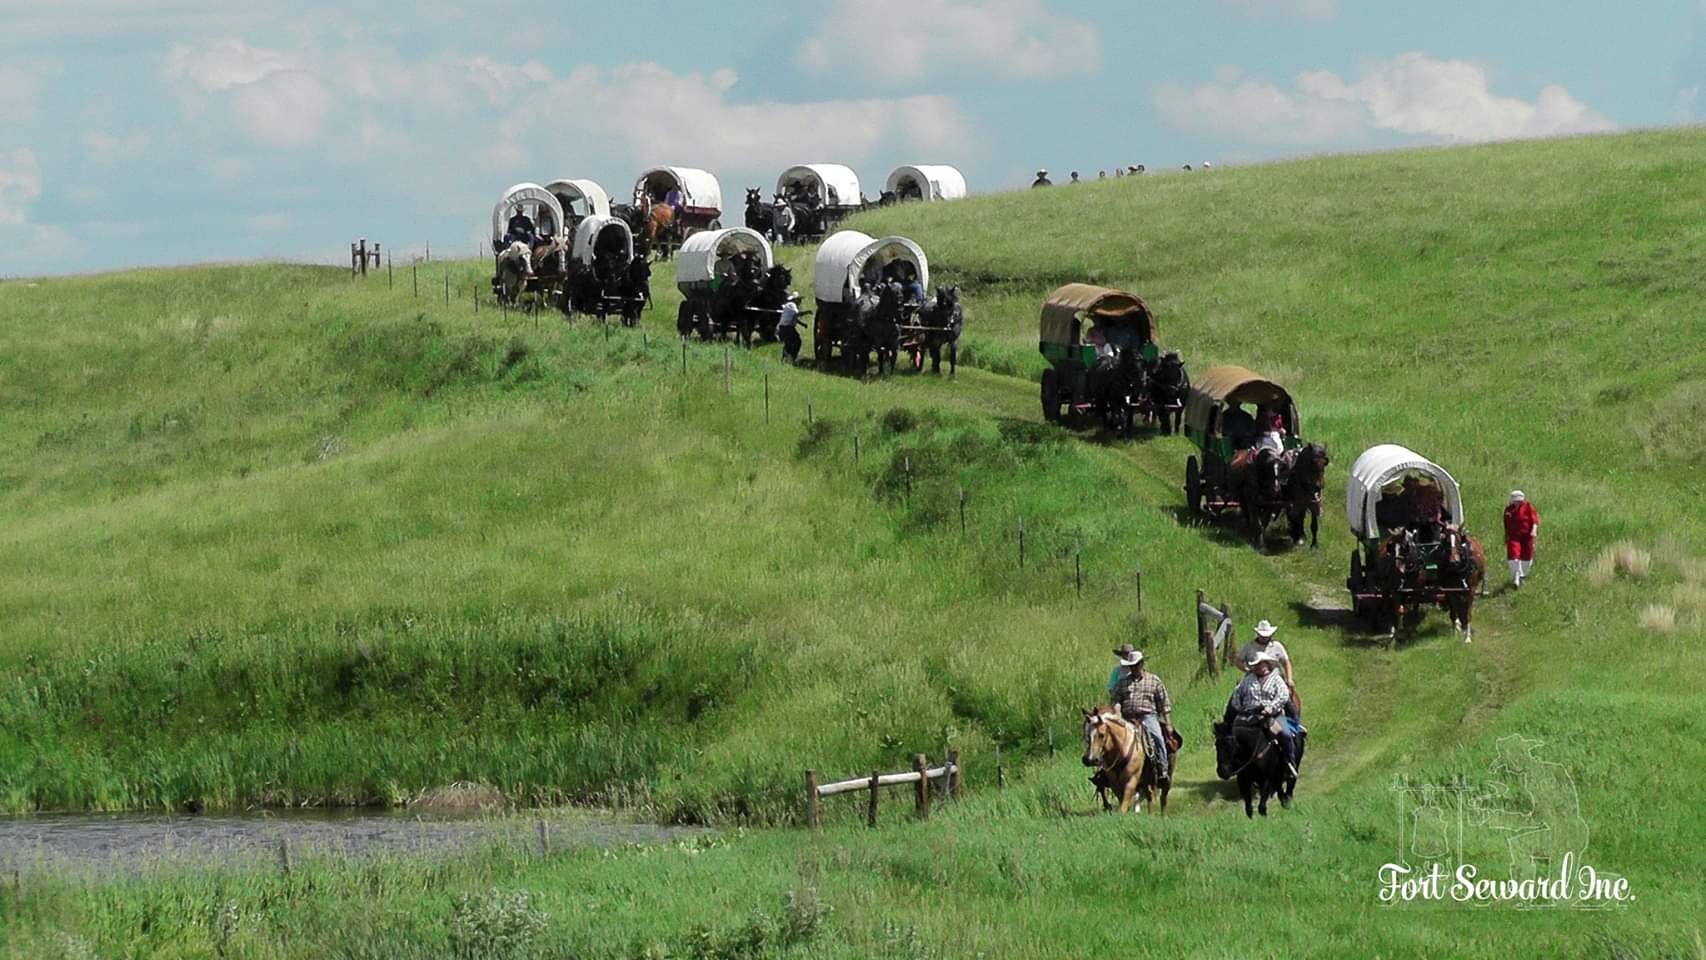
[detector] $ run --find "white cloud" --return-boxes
[228,70,334,147]
[82,130,150,165]
[797,0,1100,81]
[1155,53,1614,148]
[0,147,42,225]
[0,64,45,117]
[484,63,974,190]
[1219,0,1337,17]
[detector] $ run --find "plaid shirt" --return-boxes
[1118,670,1171,721]
[1231,670,1291,720]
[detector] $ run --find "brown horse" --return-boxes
[1284,443,1331,548]
[643,199,675,257]
[1081,707,1168,814]
[1440,525,1487,643]
[1373,527,1426,639]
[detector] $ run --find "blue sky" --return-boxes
[1,0,1700,275]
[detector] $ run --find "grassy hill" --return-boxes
[4,129,1705,958]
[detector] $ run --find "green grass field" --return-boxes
[3,128,1705,958]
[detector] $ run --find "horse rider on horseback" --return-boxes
[1226,650,1299,777]
[1235,619,1303,725]
[1113,648,1174,786]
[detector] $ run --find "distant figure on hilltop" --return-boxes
[1031,169,1052,188]
[1069,171,1081,184]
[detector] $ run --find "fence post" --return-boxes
[995,743,1005,790]
[913,754,930,819]
[388,251,393,289]
[854,426,860,462]
[412,262,418,298]
[1220,603,1234,670]
[425,240,430,262]
[276,838,292,878]
[805,769,820,831]
[349,242,357,278]
[947,748,961,800]
[1018,517,1025,569]
[1134,562,1143,614]
[1075,542,1082,598]
[959,486,967,536]
[867,770,880,827]
[1198,588,1212,677]
[903,456,911,498]
[807,398,813,424]
[681,340,688,377]
[536,818,551,856]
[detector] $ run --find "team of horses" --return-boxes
[743,188,899,245]
[1371,522,1487,641]
[1236,441,1333,549]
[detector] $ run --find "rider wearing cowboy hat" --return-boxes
[1236,620,1292,686]
[1112,647,1174,785]
[1031,169,1053,188]
[1228,651,1301,781]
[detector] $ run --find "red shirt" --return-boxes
[1504,501,1539,540]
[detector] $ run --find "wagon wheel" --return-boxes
[1348,547,1363,594]
[1185,456,1202,515]
[1040,369,1060,422]
[676,302,696,338]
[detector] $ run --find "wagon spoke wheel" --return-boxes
[1041,369,1060,423]
[1185,456,1202,516]
[1348,547,1364,606]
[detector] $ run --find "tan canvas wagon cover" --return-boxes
[1039,284,1155,345]
[1183,365,1298,435]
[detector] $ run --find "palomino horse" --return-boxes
[1081,707,1168,814]
[1283,442,1332,548]
[1440,525,1487,643]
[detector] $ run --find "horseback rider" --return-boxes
[1226,651,1299,777]
[1113,648,1173,785]
[1031,169,1052,188]
[1236,619,1301,724]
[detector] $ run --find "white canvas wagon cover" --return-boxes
[1345,444,1464,540]
[491,183,566,246]
[571,214,634,265]
[634,166,723,213]
[886,165,967,201]
[812,231,929,304]
[676,227,773,289]
[776,164,862,208]
[545,178,611,218]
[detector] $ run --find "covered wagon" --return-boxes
[885,165,967,202]
[811,230,935,374]
[1345,445,1483,638]
[564,214,647,325]
[775,163,862,241]
[1182,366,1329,547]
[1037,284,1185,436]
[490,183,568,306]
[545,178,611,237]
[675,227,791,344]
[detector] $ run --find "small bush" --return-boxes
[795,418,837,458]
[449,888,549,960]
[1672,582,1706,614]
[1638,604,1678,635]
[881,407,919,434]
[1589,542,1652,587]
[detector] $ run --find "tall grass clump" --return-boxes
[1589,541,1652,587]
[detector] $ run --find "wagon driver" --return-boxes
[1504,490,1540,589]
[1113,648,1173,786]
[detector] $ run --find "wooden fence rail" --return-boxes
[805,750,960,830]
[1197,588,1234,677]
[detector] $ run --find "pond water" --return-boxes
[0,809,701,874]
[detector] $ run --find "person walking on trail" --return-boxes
[1504,490,1540,588]
[1114,649,1174,785]
[1031,169,1053,188]
[776,293,809,364]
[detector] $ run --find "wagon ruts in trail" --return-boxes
[1345,444,1486,642]
[1181,366,1329,549]
[1037,284,1188,438]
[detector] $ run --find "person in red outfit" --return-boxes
[1504,490,1540,588]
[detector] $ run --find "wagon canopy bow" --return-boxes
[1345,444,1464,541]
[1039,283,1155,346]
[1183,365,1298,436]
[886,165,968,201]
[491,183,566,247]
[776,164,862,208]
[635,166,723,214]
[676,227,774,290]
[571,214,634,265]
[812,230,929,304]
[545,178,611,219]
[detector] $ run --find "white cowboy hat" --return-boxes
[1254,620,1278,638]
[1510,490,1526,502]
[1119,649,1144,667]
[1249,650,1279,667]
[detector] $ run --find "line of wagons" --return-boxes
[1034,287,1483,637]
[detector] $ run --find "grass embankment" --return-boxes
[4,129,1706,957]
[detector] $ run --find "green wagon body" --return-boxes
[1036,284,1163,433]
[1180,365,1301,517]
